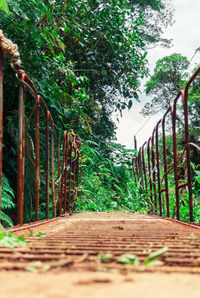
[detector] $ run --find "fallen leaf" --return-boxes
[143,247,168,265]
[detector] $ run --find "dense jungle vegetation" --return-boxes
[0,0,199,226]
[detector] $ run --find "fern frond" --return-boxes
[1,173,15,226]
[0,211,13,227]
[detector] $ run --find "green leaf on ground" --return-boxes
[35,232,47,238]
[117,254,139,265]
[143,247,168,265]
[28,230,47,237]
[99,254,113,263]
[25,266,38,272]
[0,230,27,248]
[189,233,198,239]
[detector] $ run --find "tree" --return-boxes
[141,53,190,115]
[0,0,175,223]
[0,0,174,115]
[187,67,200,139]
[128,0,174,48]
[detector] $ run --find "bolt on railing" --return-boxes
[0,30,82,226]
[132,67,200,222]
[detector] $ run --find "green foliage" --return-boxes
[188,66,200,141]
[117,254,139,265]
[0,0,174,224]
[0,0,9,14]
[191,162,200,185]
[1,173,15,227]
[142,53,190,115]
[0,0,173,127]
[75,139,139,212]
[0,229,27,247]
[143,246,168,265]
[28,230,47,238]
[99,253,113,263]
[75,138,154,214]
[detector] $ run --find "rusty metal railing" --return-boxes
[0,30,81,226]
[132,67,200,222]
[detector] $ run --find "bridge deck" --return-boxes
[1,212,200,297]
[3,212,200,272]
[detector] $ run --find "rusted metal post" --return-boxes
[60,131,67,214]
[161,124,168,214]
[17,74,25,225]
[67,144,73,212]
[172,93,181,220]
[75,151,80,188]
[147,139,153,211]
[138,147,144,188]
[79,154,82,184]
[45,111,50,219]
[70,151,76,211]
[142,142,148,193]
[135,155,139,181]
[79,154,82,198]
[155,121,162,216]
[59,132,66,215]
[51,129,56,218]
[64,134,69,213]
[183,89,193,222]
[72,149,77,208]
[151,133,157,213]
[53,124,60,217]
[0,49,3,223]
[162,107,172,217]
[35,95,40,221]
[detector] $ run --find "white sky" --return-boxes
[115,0,200,149]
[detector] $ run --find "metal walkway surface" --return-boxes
[3,212,200,273]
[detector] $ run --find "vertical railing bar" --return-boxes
[51,129,56,218]
[151,132,157,213]
[35,95,40,221]
[71,149,76,211]
[135,155,139,182]
[75,151,80,190]
[142,142,148,193]
[67,144,73,213]
[155,121,162,216]
[138,148,144,188]
[172,93,182,220]
[0,49,3,223]
[45,111,50,219]
[53,124,60,217]
[147,138,153,211]
[182,89,193,221]
[59,131,66,215]
[17,73,25,225]
[79,153,82,198]
[64,134,69,213]
[162,107,172,217]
